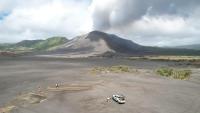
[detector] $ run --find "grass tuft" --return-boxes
[156,68,191,80]
[109,65,130,73]
[129,56,200,62]
[91,65,136,74]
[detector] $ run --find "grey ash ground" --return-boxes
[0,57,200,113]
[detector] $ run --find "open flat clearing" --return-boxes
[0,57,200,113]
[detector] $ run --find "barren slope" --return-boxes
[42,31,142,57]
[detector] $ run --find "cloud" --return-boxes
[0,0,93,43]
[0,0,200,46]
[90,0,200,30]
[115,15,200,46]
[90,0,200,46]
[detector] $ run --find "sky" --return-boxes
[0,0,200,46]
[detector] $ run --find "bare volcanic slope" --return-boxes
[37,31,200,58]
[45,31,143,57]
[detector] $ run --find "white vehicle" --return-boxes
[112,94,125,104]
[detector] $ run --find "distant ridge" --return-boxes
[175,44,200,50]
[43,31,200,57]
[44,31,145,57]
[1,31,200,57]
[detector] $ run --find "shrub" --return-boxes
[172,70,191,80]
[109,65,130,73]
[156,68,173,77]
[156,68,191,80]
[91,67,106,73]
[91,65,133,74]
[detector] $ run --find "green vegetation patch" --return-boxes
[33,37,68,50]
[0,37,68,52]
[156,67,191,80]
[109,65,130,72]
[129,56,200,62]
[91,65,137,74]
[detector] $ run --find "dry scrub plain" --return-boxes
[0,57,200,113]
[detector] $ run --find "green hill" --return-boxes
[0,43,12,50]
[33,37,68,50]
[15,40,43,48]
[0,37,68,52]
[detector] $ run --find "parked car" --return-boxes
[112,94,125,104]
